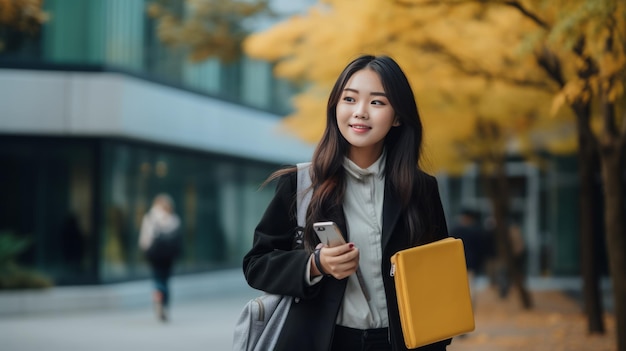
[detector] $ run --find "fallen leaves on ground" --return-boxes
[448,287,616,351]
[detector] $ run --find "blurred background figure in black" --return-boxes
[451,208,485,308]
[497,222,527,298]
[481,216,498,288]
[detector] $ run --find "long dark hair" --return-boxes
[268,55,428,250]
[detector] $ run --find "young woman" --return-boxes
[243,55,451,350]
[139,193,181,322]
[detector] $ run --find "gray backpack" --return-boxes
[232,163,312,351]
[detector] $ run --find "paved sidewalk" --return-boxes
[0,268,255,316]
[0,271,617,351]
[0,273,611,316]
[0,283,259,351]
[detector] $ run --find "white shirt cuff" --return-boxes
[305,254,323,286]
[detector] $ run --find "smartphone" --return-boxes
[313,221,346,247]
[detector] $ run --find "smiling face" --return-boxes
[336,68,400,167]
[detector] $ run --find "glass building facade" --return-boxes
[0,0,313,285]
[0,136,281,284]
[3,0,294,115]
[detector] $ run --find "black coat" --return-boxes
[243,169,451,351]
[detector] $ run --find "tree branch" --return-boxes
[535,46,565,88]
[619,110,626,147]
[394,0,548,29]
[601,29,618,139]
[572,37,600,79]
[501,0,548,29]
[602,99,617,137]
[416,39,554,91]
[395,0,475,6]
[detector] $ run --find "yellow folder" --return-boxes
[390,237,475,348]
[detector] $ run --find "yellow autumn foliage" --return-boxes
[0,0,48,51]
[146,0,269,62]
[243,0,590,174]
[0,0,48,29]
[244,0,626,172]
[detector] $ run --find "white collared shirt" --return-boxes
[304,152,389,329]
[337,151,388,329]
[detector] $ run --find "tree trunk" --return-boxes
[485,160,533,309]
[596,71,626,349]
[599,148,626,351]
[572,102,606,333]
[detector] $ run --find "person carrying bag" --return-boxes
[240,55,453,350]
[139,193,182,322]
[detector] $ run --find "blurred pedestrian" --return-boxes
[509,223,527,273]
[139,193,182,322]
[243,55,452,350]
[498,222,527,298]
[482,215,498,287]
[450,208,485,307]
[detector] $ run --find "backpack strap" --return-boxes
[296,162,312,228]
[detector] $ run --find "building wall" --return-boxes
[0,135,284,284]
[0,0,319,285]
[0,69,313,165]
[38,0,298,114]
[0,47,315,286]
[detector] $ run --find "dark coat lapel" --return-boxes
[381,182,402,251]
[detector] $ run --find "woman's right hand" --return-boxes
[317,242,359,280]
